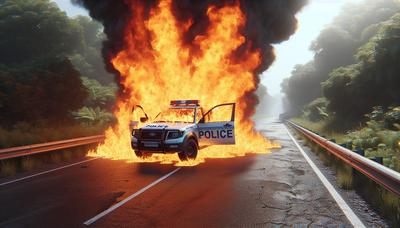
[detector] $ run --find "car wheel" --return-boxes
[178,139,198,161]
[134,150,152,159]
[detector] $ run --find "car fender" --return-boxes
[183,131,198,148]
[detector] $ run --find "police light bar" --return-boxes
[170,100,200,106]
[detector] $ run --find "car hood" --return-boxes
[140,122,195,131]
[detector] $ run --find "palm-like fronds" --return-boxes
[72,106,113,124]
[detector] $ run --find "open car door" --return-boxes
[129,105,149,131]
[197,103,235,146]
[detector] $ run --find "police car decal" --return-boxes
[198,129,234,139]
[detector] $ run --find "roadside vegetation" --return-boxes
[0,0,117,148]
[282,0,400,172]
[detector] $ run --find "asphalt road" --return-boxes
[0,120,357,227]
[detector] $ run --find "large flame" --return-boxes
[89,0,279,166]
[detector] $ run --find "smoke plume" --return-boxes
[73,0,306,75]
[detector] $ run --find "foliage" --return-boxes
[72,106,114,125]
[340,107,400,170]
[0,122,106,149]
[0,59,88,125]
[70,16,114,84]
[322,13,400,121]
[293,106,400,171]
[0,0,83,64]
[0,0,118,127]
[385,107,400,130]
[281,62,319,115]
[81,77,116,108]
[282,0,400,117]
[303,97,329,121]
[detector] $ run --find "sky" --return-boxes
[53,0,361,96]
[262,0,362,95]
[53,0,87,17]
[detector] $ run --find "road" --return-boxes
[0,120,369,227]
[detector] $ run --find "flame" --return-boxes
[89,0,279,166]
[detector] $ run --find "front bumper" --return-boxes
[131,140,182,153]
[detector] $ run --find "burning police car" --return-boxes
[130,100,235,161]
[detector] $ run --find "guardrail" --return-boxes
[286,121,400,197]
[0,135,105,160]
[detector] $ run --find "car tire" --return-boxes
[134,150,152,159]
[178,139,198,161]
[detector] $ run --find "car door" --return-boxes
[130,105,149,131]
[196,103,235,146]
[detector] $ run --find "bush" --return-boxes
[303,97,329,121]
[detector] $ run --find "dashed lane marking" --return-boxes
[83,167,181,226]
[285,126,366,228]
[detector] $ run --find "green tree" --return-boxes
[0,0,83,64]
[281,62,319,115]
[0,59,88,125]
[70,16,114,84]
[81,77,116,108]
[282,0,400,116]
[0,0,89,125]
[323,13,400,121]
[72,106,114,125]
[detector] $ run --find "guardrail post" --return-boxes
[371,157,383,165]
[354,149,365,157]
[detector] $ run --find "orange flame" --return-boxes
[89,0,279,166]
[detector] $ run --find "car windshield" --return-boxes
[154,108,195,123]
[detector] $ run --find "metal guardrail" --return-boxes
[0,135,105,160]
[287,121,400,197]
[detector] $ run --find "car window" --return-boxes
[202,105,233,123]
[154,108,195,123]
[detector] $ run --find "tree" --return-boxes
[81,77,116,108]
[0,59,88,125]
[281,62,319,115]
[282,0,400,116]
[70,16,114,84]
[0,0,83,64]
[0,0,90,126]
[322,13,400,121]
[72,106,114,125]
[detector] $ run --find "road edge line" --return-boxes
[285,126,365,228]
[83,167,181,226]
[0,157,99,187]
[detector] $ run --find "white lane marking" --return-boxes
[285,126,366,228]
[0,157,99,187]
[83,167,181,226]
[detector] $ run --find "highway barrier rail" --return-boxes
[0,135,105,160]
[287,121,400,197]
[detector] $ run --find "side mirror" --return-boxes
[140,117,148,123]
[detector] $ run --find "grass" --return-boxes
[292,127,399,226]
[291,117,348,143]
[0,123,107,149]
[0,121,107,177]
[292,117,400,171]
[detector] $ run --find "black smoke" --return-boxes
[73,0,307,73]
[72,0,307,116]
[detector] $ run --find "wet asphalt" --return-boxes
[0,119,371,227]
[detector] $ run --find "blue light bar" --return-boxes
[170,100,200,106]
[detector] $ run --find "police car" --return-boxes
[130,100,235,161]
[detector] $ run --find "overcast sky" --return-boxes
[53,0,361,96]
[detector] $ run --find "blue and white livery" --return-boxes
[130,100,236,161]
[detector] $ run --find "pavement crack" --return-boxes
[261,202,290,211]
